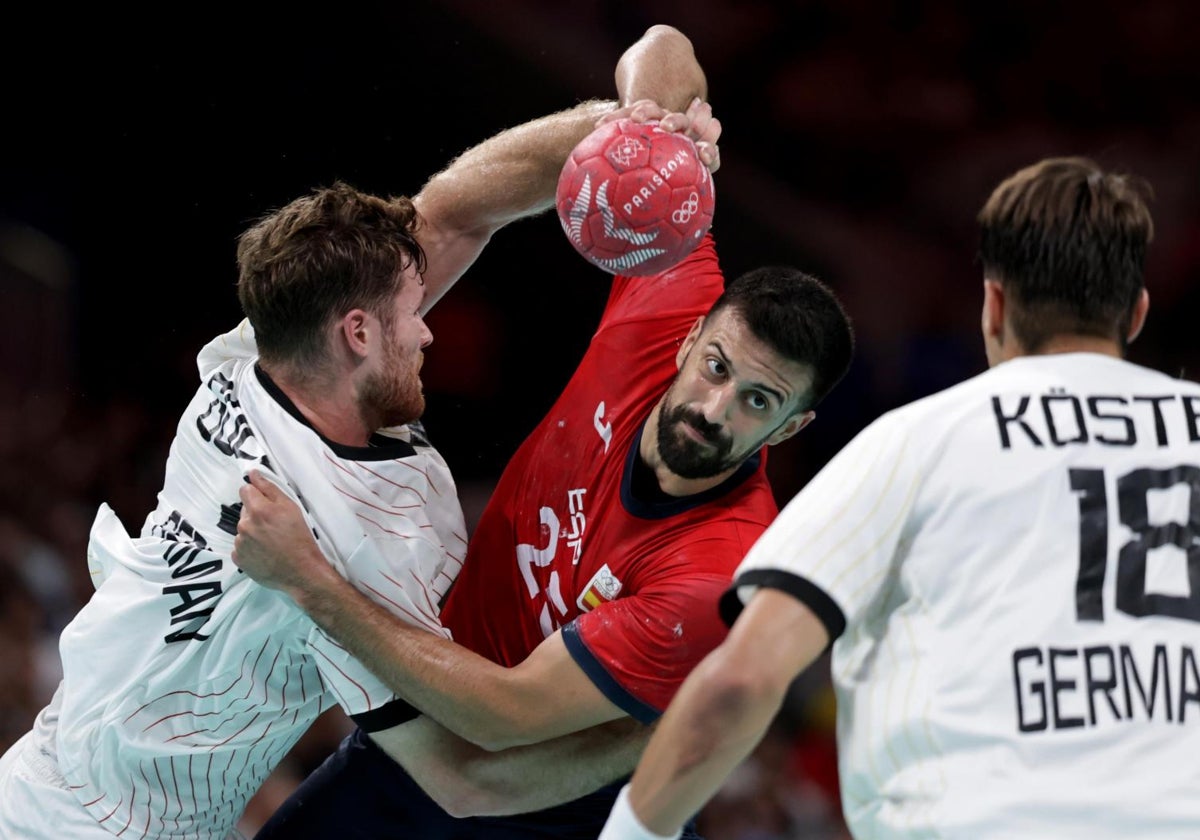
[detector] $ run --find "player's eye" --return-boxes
[746,392,770,411]
[705,358,727,378]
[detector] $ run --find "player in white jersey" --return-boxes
[0,49,703,834]
[15,320,464,840]
[601,155,1200,840]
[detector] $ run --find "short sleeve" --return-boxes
[564,561,734,723]
[196,319,258,378]
[724,413,921,638]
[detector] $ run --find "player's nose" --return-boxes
[699,382,735,424]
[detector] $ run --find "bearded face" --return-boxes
[654,385,742,479]
[361,318,426,429]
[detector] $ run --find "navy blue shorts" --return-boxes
[253,727,703,839]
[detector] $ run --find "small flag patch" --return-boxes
[577,563,623,612]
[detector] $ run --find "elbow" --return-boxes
[702,669,779,719]
[456,672,569,752]
[644,24,693,52]
[678,651,789,758]
[644,23,688,40]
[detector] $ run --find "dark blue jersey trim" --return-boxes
[562,621,660,724]
[719,568,847,641]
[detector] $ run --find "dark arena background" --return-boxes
[2,2,1197,837]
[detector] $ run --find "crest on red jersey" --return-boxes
[577,563,623,612]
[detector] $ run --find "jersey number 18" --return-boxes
[1071,466,1200,623]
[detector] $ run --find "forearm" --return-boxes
[414,98,614,311]
[416,25,709,311]
[614,24,706,111]
[416,98,616,235]
[608,590,831,837]
[418,25,705,234]
[623,649,786,834]
[373,715,649,818]
[289,562,546,749]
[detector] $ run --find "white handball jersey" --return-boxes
[724,353,1200,839]
[46,320,467,839]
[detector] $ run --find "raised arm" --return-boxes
[413,99,613,313]
[414,23,712,312]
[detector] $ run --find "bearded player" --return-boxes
[233,25,855,840]
[0,24,724,840]
[600,157,1200,840]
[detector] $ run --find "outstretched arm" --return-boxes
[414,23,713,312]
[234,470,626,750]
[598,589,829,839]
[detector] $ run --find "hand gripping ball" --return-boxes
[556,118,715,277]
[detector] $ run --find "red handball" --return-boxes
[555,118,715,276]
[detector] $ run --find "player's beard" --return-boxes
[362,339,425,429]
[656,398,740,479]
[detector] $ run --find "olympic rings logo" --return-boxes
[671,192,701,224]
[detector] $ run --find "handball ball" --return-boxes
[556,118,715,277]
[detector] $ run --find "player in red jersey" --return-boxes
[233,27,855,840]
[439,235,838,717]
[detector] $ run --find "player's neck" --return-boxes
[296,398,374,448]
[1003,334,1126,363]
[655,465,737,498]
[267,366,374,447]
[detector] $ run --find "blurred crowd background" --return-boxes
[2,1,1197,837]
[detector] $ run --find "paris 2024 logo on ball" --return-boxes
[556,118,715,277]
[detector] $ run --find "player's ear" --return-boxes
[339,309,373,361]
[766,410,815,446]
[981,280,1005,344]
[1127,288,1150,344]
[676,316,705,369]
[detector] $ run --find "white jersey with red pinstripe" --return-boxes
[1,320,466,839]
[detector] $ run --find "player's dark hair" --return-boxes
[236,181,426,370]
[977,156,1154,352]
[709,267,854,411]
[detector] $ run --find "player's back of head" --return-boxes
[709,266,854,411]
[977,156,1154,352]
[236,181,426,370]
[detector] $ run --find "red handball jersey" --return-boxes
[440,235,779,721]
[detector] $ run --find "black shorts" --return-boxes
[253,727,702,839]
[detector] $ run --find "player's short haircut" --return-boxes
[236,181,426,370]
[708,267,854,412]
[977,156,1154,352]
